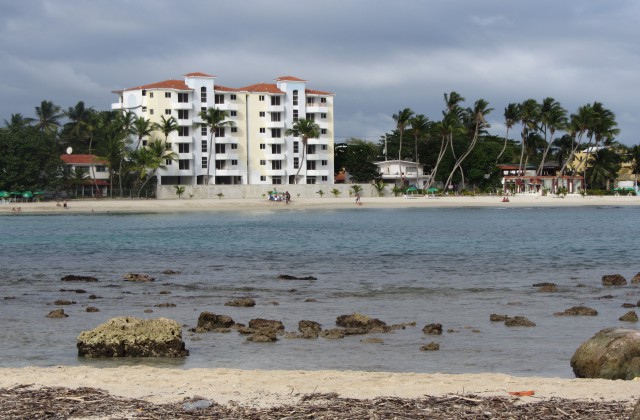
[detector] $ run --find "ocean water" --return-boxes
[0,205,639,377]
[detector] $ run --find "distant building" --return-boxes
[112,73,335,186]
[498,163,583,194]
[60,154,110,197]
[375,160,430,187]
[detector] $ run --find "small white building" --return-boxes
[375,160,430,187]
[60,154,110,197]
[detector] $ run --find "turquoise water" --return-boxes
[0,205,639,377]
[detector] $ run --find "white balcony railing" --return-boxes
[266,169,286,176]
[171,102,192,110]
[265,153,285,161]
[265,137,285,144]
[265,121,285,128]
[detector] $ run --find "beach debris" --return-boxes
[194,312,235,332]
[420,342,440,351]
[278,274,318,280]
[602,274,627,286]
[619,311,638,322]
[53,299,76,305]
[298,320,322,338]
[61,275,98,282]
[422,323,443,335]
[123,273,155,282]
[77,316,189,357]
[182,398,213,411]
[554,306,598,316]
[85,306,99,313]
[571,327,640,379]
[504,316,536,327]
[508,390,535,397]
[490,314,509,322]
[45,309,68,318]
[224,298,256,307]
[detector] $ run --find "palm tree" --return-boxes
[153,115,179,143]
[131,116,154,150]
[409,114,430,186]
[116,111,137,196]
[392,108,414,161]
[199,107,234,185]
[133,139,178,196]
[285,118,320,184]
[33,100,63,135]
[443,99,492,191]
[496,103,519,164]
[556,104,594,189]
[516,99,540,191]
[3,113,31,129]
[536,98,568,176]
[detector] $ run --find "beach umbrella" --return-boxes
[0,191,9,198]
[406,187,418,192]
[22,191,33,198]
[427,187,439,193]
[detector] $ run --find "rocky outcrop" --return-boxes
[196,312,235,332]
[61,275,98,282]
[554,306,598,316]
[46,309,68,318]
[225,298,256,307]
[319,328,346,339]
[123,273,155,282]
[247,330,277,342]
[77,317,188,358]
[571,328,640,379]
[504,316,536,327]
[490,314,509,322]
[602,274,627,286]
[278,274,317,280]
[631,273,640,284]
[620,311,639,322]
[422,323,443,335]
[86,306,100,313]
[162,269,180,275]
[336,313,387,331]
[533,282,558,292]
[298,320,322,338]
[420,342,440,351]
[248,318,284,332]
[54,300,76,305]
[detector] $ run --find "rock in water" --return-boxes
[570,328,640,379]
[602,274,627,286]
[77,317,188,357]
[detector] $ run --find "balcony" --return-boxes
[171,102,192,110]
[265,121,285,128]
[266,104,284,112]
[214,168,241,176]
[111,103,124,110]
[266,169,286,176]
[265,153,285,161]
[215,152,239,160]
[177,118,192,126]
[216,136,237,144]
[306,103,329,113]
[265,137,285,144]
[307,138,329,145]
[213,102,239,111]
[306,154,319,161]
[306,169,330,176]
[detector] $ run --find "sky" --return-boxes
[1,0,639,145]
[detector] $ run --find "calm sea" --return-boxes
[0,205,638,377]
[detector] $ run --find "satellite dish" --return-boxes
[66,147,73,154]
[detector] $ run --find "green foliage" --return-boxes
[335,139,381,183]
[174,185,186,199]
[373,180,385,196]
[316,189,324,197]
[391,186,404,197]
[330,188,341,198]
[556,187,568,198]
[350,184,363,195]
[216,192,224,199]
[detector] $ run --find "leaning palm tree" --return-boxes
[134,139,178,197]
[392,108,414,161]
[131,116,154,150]
[33,100,63,135]
[536,98,568,176]
[409,114,430,186]
[556,104,594,189]
[199,107,234,185]
[285,118,320,184]
[496,103,519,164]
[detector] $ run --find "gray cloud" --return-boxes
[1,0,638,144]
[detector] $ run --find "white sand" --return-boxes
[0,366,639,407]
[2,193,640,214]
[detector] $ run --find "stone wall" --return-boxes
[157,184,381,199]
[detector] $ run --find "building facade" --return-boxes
[112,73,335,186]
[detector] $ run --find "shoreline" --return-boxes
[2,194,639,214]
[1,366,639,407]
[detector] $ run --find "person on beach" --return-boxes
[285,191,290,204]
[63,200,68,209]
[355,193,361,205]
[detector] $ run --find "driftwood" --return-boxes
[0,385,633,419]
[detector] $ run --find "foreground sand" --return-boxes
[2,193,640,214]
[1,366,639,407]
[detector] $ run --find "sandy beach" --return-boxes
[2,193,640,214]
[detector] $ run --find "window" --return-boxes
[321,160,328,166]
[215,144,226,153]
[293,90,298,106]
[293,157,299,169]
[260,143,266,150]
[202,157,207,168]
[231,159,238,165]
[142,140,147,146]
[321,176,328,181]
[201,126,207,136]
[271,128,281,138]
[270,112,281,122]
[149,109,154,115]
[271,160,282,170]
[321,144,328,150]
[230,94,237,100]
[178,110,189,119]
[231,127,238,133]
[178,143,190,153]
[149,92,154,98]
[165,159,172,165]
[200,87,207,103]
[271,144,281,154]
[259,95,265,101]
[142,106,147,112]
[231,144,238,150]
[307,160,316,170]
[201,106,206,113]
[165,92,171,98]
[259,111,265,117]
[178,127,189,136]
[230,110,237,117]
[165,109,171,115]
[178,92,188,103]
[293,141,299,153]
[260,160,266,165]
[179,159,190,170]
[321,113,327,119]
[306,177,316,184]
[260,176,266,181]
[142,90,146,96]
[270,96,281,106]
[307,145,316,154]
[259,128,266,133]
[321,128,327,135]
[272,177,282,185]
[96,165,107,173]
[293,110,298,121]
[216,161,226,170]
[165,142,172,150]
[306,113,315,121]
[215,127,225,137]
[320,97,327,103]
[307,97,314,105]
[215,94,224,104]
[202,140,207,152]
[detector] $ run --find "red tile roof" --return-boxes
[184,72,215,78]
[306,88,334,96]
[238,82,284,94]
[215,85,241,92]
[60,154,108,165]
[276,76,308,82]
[118,79,191,92]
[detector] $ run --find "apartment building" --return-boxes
[112,73,334,186]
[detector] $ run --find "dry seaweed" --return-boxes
[0,386,633,419]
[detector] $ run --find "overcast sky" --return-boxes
[1,1,639,145]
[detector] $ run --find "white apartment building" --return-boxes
[112,73,335,186]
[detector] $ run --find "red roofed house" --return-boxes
[111,73,335,189]
[60,154,110,197]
